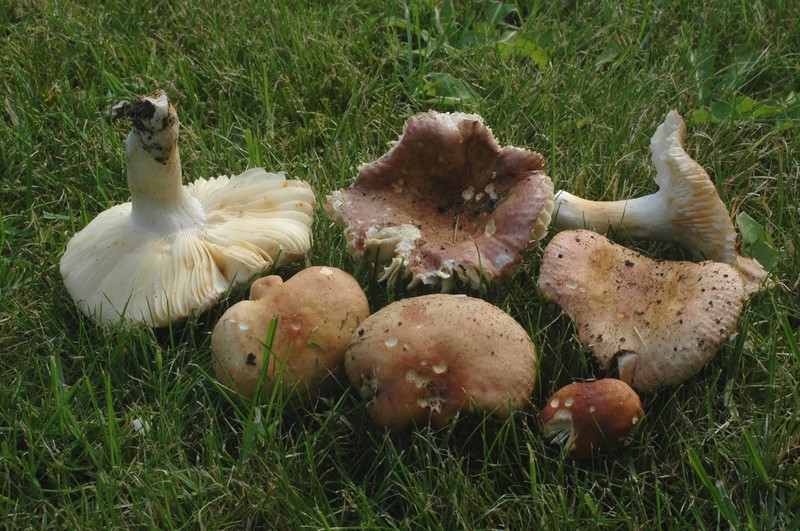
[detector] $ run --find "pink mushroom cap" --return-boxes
[325,111,554,291]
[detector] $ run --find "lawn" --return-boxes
[1,0,798,528]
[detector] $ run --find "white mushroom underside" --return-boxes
[542,408,575,451]
[61,169,315,326]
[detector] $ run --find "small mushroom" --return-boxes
[550,110,768,293]
[325,111,554,291]
[212,266,370,402]
[344,294,537,431]
[538,379,643,458]
[538,230,747,392]
[60,90,316,326]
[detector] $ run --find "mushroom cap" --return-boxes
[325,111,554,291]
[650,110,737,263]
[538,379,643,458]
[211,266,370,401]
[538,230,747,392]
[60,91,316,327]
[344,293,537,431]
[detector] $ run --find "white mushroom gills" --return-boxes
[59,91,316,327]
[543,408,575,449]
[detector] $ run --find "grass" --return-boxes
[1,0,798,528]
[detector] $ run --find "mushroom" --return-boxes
[211,266,370,402]
[550,110,768,293]
[325,111,554,291]
[60,90,316,326]
[344,294,537,431]
[538,379,643,458]
[538,230,747,392]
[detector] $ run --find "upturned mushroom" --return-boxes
[60,90,316,326]
[538,379,643,458]
[538,230,747,392]
[344,294,537,431]
[325,111,554,291]
[550,110,768,293]
[212,266,370,402]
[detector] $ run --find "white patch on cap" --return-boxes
[406,370,432,388]
[494,254,513,269]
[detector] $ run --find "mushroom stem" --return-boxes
[126,91,206,233]
[552,190,669,241]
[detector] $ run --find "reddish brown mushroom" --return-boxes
[538,230,748,392]
[344,294,538,431]
[538,379,644,458]
[325,111,554,291]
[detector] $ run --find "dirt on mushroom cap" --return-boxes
[538,230,747,392]
[344,293,538,431]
